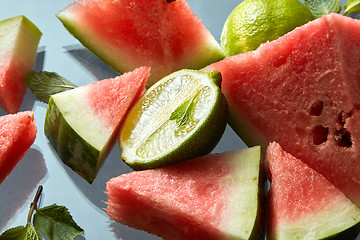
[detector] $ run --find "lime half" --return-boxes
[119,69,228,170]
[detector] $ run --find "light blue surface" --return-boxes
[0,0,358,240]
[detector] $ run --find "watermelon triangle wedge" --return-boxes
[105,146,265,240]
[44,67,150,183]
[0,111,37,184]
[266,142,360,239]
[56,0,225,86]
[0,15,42,113]
[210,13,360,208]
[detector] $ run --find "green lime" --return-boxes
[221,0,315,56]
[119,69,228,170]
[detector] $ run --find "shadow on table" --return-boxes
[59,144,133,212]
[109,221,162,240]
[63,44,118,81]
[0,149,47,231]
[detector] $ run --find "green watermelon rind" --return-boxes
[323,222,360,240]
[268,200,360,240]
[119,70,228,170]
[45,97,104,183]
[224,146,265,240]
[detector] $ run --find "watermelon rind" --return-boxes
[119,69,228,170]
[106,146,265,240]
[324,222,360,240]
[56,0,225,86]
[224,146,265,240]
[270,202,360,239]
[0,15,42,113]
[45,97,103,183]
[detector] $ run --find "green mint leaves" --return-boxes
[25,71,77,103]
[305,0,342,18]
[170,92,199,127]
[344,0,360,14]
[33,205,84,240]
[305,0,360,18]
[0,186,84,240]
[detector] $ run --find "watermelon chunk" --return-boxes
[44,67,150,183]
[0,15,42,113]
[210,13,360,208]
[266,142,360,239]
[56,0,225,86]
[106,146,264,240]
[0,111,37,184]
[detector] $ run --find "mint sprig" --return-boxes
[305,0,342,18]
[170,92,199,127]
[25,71,77,103]
[305,0,360,17]
[33,205,84,240]
[0,186,84,240]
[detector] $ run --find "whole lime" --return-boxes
[221,0,314,56]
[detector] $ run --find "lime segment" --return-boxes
[119,69,227,170]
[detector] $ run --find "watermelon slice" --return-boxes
[266,142,360,239]
[210,13,360,208]
[105,146,264,240]
[44,67,150,183]
[56,0,225,86]
[0,111,37,184]
[0,15,42,113]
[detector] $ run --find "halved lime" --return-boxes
[119,69,228,170]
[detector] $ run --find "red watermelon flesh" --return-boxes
[0,111,37,184]
[56,0,225,86]
[0,16,42,113]
[210,13,360,208]
[106,147,264,240]
[266,142,360,239]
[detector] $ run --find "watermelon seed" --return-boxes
[167,0,176,2]
[338,111,351,126]
[334,128,352,148]
[309,101,323,116]
[312,125,328,145]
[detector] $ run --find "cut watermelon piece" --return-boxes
[266,142,360,239]
[106,146,264,240]
[0,111,37,184]
[210,13,360,208]
[56,0,225,86]
[0,15,42,113]
[44,67,150,183]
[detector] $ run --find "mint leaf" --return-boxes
[305,0,342,18]
[0,226,27,239]
[0,225,41,240]
[33,204,84,240]
[343,0,360,14]
[170,92,199,127]
[25,71,77,103]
